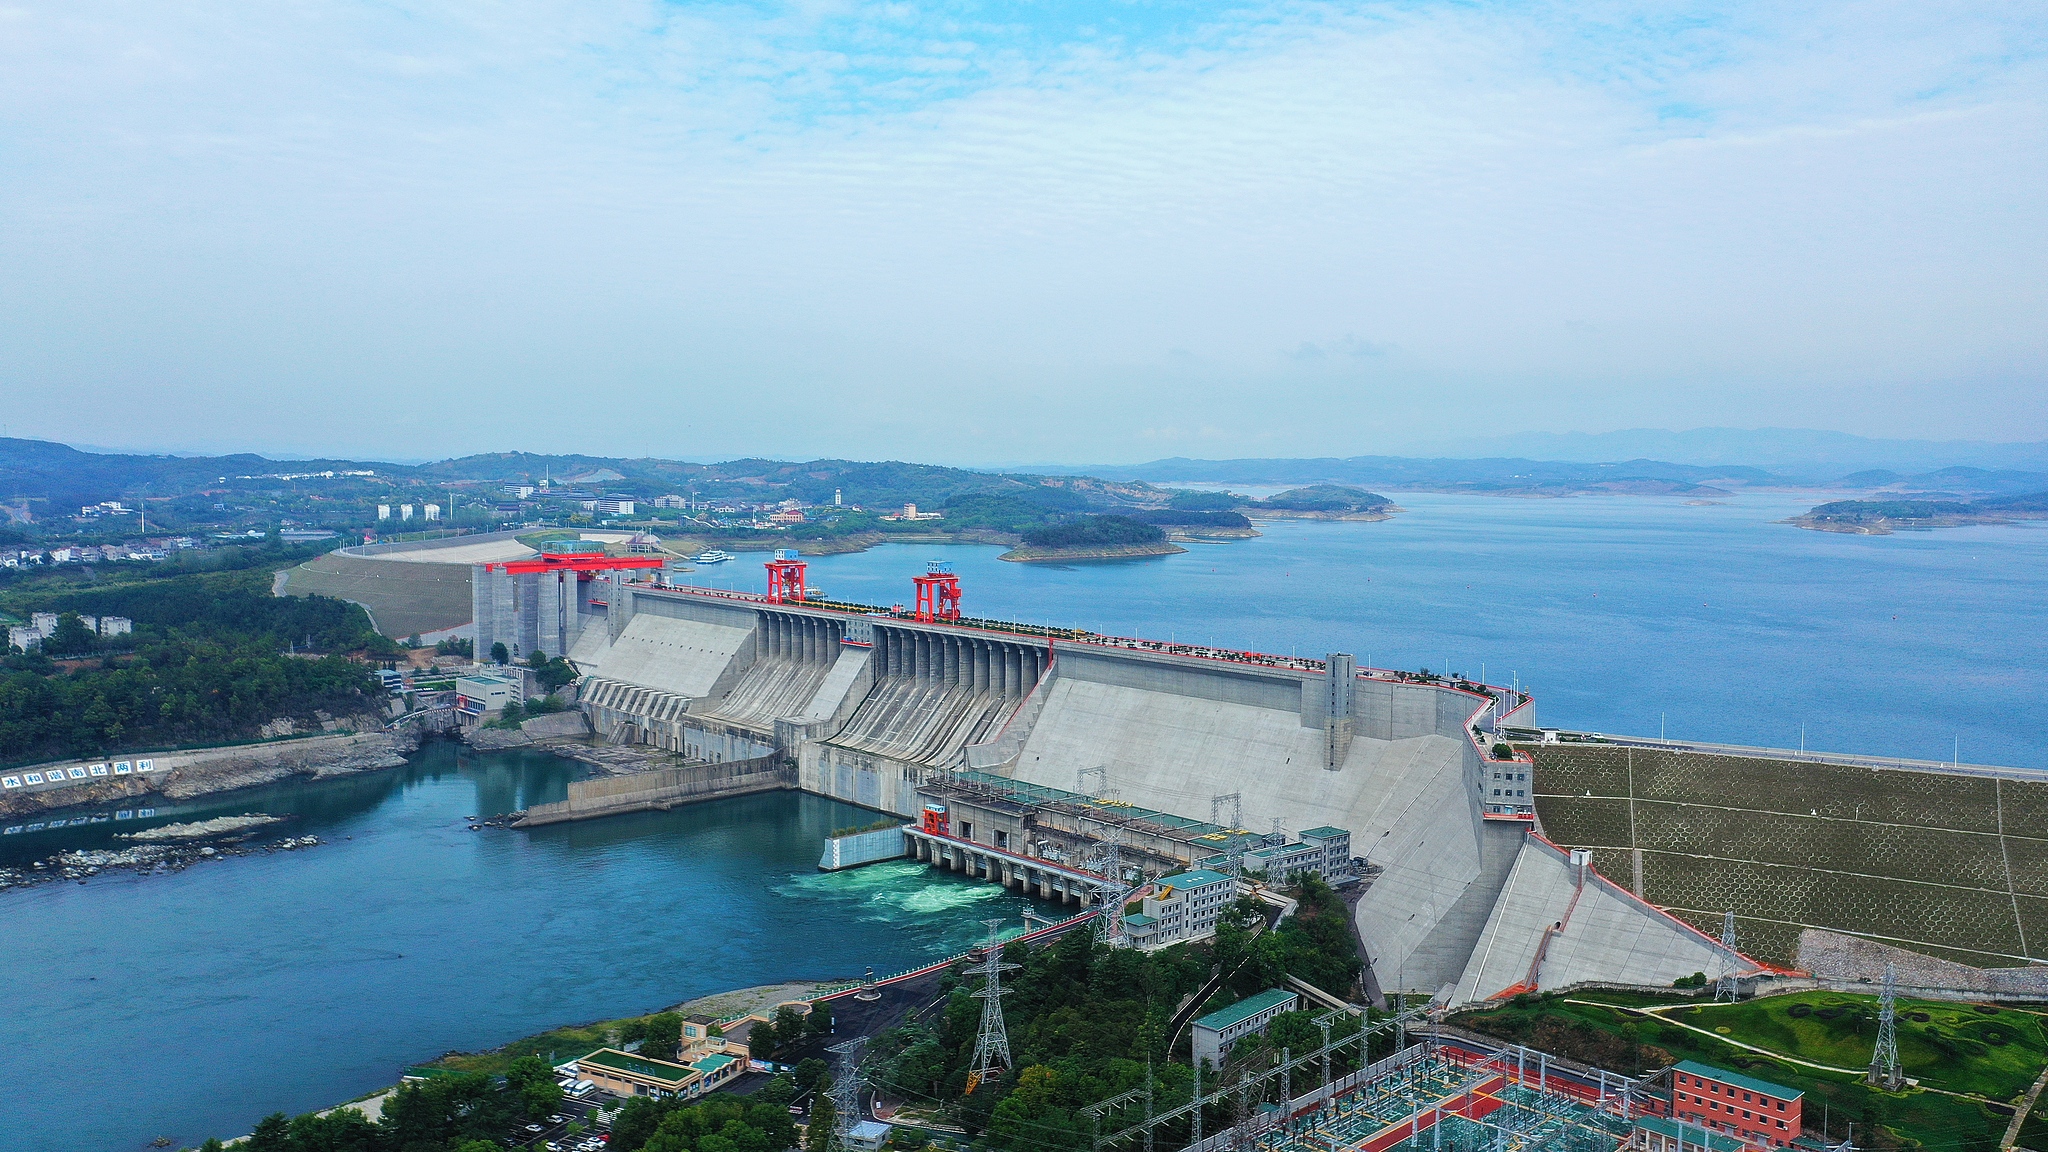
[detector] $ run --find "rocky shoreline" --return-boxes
[0,721,418,820]
[997,541,1190,563]
[1785,512,2046,535]
[0,819,322,891]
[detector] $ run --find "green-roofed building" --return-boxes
[573,1045,746,1099]
[1192,987,1299,1065]
[1669,1061,1803,1148]
[1136,868,1238,946]
[1630,1115,1751,1152]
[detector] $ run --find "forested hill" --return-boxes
[0,439,1163,517]
[0,569,388,764]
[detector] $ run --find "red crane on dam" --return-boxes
[913,561,963,622]
[764,549,808,604]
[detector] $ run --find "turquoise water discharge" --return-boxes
[0,744,1049,1152]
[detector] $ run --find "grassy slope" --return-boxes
[1457,990,2047,1152]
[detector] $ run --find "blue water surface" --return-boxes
[0,745,1045,1152]
[776,491,2048,768]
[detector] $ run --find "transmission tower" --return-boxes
[1867,962,1902,1089]
[967,920,1020,1093]
[1715,910,1740,1001]
[1078,766,1110,797]
[1210,792,1242,829]
[826,1036,867,1152]
[1089,826,1132,946]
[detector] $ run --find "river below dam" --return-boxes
[0,743,1051,1152]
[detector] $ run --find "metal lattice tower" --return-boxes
[1867,962,1902,1090]
[1079,766,1109,797]
[1211,792,1243,829]
[1715,910,1740,1001]
[1090,827,1131,945]
[826,1036,867,1152]
[967,920,1020,1093]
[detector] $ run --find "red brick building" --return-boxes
[1668,1061,1803,1148]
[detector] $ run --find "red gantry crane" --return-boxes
[764,549,808,604]
[912,561,962,622]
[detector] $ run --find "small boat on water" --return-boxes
[694,550,735,563]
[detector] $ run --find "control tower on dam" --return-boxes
[566,566,1762,1006]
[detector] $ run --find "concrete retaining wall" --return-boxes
[818,826,909,871]
[515,755,794,827]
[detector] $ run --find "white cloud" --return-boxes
[0,0,2043,462]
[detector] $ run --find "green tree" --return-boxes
[490,641,509,664]
[246,1114,291,1152]
[795,1057,831,1093]
[770,1005,807,1052]
[199,1140,227,1152]
[45,611,96,654]
[642,1011,684,1061]
[507,1054,564,1119]
[807,1000,834,1037]
[805,1092,836,1152]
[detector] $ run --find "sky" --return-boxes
[2,0,2045,465]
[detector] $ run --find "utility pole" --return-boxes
[1867,963,1902,1090]
[967,920,1019,1093]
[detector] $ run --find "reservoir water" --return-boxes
[6,488,2046,1150]
[781,490,2048,770]
[0,744,1050,1152]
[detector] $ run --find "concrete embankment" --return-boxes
[819,825,909,870]
[514,755,795,827]
[0,723,418,819]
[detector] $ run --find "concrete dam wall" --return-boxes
[573,583,1763,1005]
[517,754,794,827]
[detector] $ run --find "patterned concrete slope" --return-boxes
[593,613,753,698]
[706,657,836,728]
[1452,835,1755,1005]
[1008,676,1500,995]
[281,552,475,638]
[567,622,612,666]
[827,678,1015,765]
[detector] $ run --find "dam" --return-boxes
[497,557,1758,1006]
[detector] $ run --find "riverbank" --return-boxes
[997,541,1189,562]
[1252,508,1398,522]
[660,528,1023,558]
[0,824,321,891]
[411,979,851,1081]
[0,722,418,819]
[1786,511,2048,535]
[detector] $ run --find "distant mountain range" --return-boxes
[1400,428,2048,477]
[1024,455,1777,496]
[6,430,2046,516]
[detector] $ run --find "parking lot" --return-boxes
[509,1090,612,1151]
